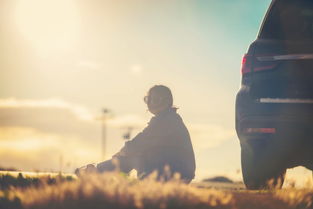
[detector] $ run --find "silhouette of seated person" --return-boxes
[76,85,196,183]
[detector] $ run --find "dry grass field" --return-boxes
[0,172,313,209]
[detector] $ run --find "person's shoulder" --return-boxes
[170,108,183,120]
[152,108,184,126]
[148,116,157,125]
[165,109,186,128]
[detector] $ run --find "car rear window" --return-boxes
[260,0,313,41]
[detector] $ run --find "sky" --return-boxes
[0,0,311,183]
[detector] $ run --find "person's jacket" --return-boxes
[111,108,196,182]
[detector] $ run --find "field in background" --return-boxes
[0,172,313,209]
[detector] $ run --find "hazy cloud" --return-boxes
[0,98,148,140]
[108,114,146,128]
[0,98,99,141]
[0,98,94,121]
[0,127,99,172]
[0,98,147,172]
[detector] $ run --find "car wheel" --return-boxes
[241,143,286,190]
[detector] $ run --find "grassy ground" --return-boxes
[0,172,312,209]
[0,172,75,190]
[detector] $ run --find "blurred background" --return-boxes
[0,0,311,184]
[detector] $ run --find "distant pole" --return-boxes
[101,109,110,160]
[59,154,63,174]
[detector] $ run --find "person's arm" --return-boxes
[75,164,97,176]
[96,117,162,173]
[96,155,133,173]
[96,160,115,173]
[75,119,159,175]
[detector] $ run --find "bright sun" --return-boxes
[15,0,80,55]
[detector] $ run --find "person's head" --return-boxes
[144,85,173,115]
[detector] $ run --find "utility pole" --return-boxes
[100,108,111,160]
[59,154,63,174]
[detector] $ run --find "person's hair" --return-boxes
[148,85,173,108]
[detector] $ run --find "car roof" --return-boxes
[257,0,278,38]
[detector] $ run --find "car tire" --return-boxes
[241,143,286,190]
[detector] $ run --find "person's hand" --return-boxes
[86,164,97,172]
[75,164,97,176]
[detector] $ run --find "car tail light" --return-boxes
[241,54,279,75]
[241,54,253,75]
[254,55,279,72]
[244,128,276,134]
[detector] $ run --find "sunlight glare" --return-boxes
[15,0,80,55]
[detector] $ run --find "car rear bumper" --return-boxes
[236,88,313,141]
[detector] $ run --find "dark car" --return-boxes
[236,0,313,189]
